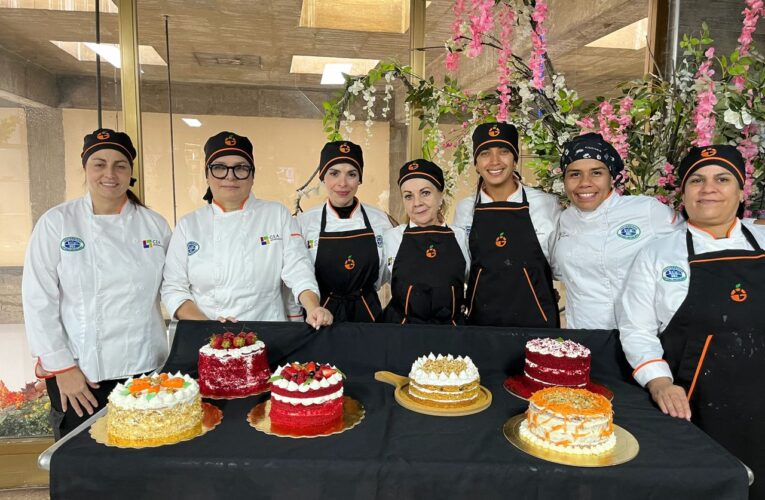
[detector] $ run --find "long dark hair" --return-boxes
[126,188,146,208]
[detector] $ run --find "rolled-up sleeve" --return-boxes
[616,250,673,387]
[161,221,194,319]
[280,211,319,303]
[22,212,76,373]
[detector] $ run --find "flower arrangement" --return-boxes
[0,379,52,437]
[317,0,765,216]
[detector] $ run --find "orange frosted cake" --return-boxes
[408,353,480,408]
[519,387,615,455]
[106,372,203,447]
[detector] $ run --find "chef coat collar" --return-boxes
[687,218,741,241]
[479,184,524,203]
[210,192,256,215]
[84,191,134,217]
[571,189,618,218]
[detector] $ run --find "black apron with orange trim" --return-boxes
[382,225,466,325]
[465,188,558,327]
[660,226,764,498]
[314,204,382,323]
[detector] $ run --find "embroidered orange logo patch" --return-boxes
[730,283,747,302]
[425,245,437,259]
[344,255,355,270]
[408,162,419,171]
[701,147,717,158]
[96,131,110,140]
[339,143,350,153]
[488,125,500,137]
[495,232,507,247]
[224,135,237,146]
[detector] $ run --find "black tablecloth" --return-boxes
[50,322,750,500]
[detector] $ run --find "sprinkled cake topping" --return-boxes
[526,338,591,358]
[409,353,480,386]
[530,387,611,416]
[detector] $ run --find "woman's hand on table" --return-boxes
[305,306,333,330]
[56,367,100,417]
[647,377,691,421]
[216,316,238,323]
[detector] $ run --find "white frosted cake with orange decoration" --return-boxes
[520,387,615,455]
[408,353,480,408]
[106,372,202,447]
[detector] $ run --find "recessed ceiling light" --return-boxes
[299,0,410,34]
[586,18,648,50]
[182,118,202,128]
[1,0,118,13]
[291,55,380,77]
[321,63,353,85]
[50,41,167,69]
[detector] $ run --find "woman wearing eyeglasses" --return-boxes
[161,131,332,328]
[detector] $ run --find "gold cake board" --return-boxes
[248,396,365,438]
[90,402,222,448]
[375,371,492,417]
[503,413,639,467]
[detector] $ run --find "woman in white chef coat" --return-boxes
[617,145,764,498]
[294,141,394,322]
[453,122,561,327]
[161,131,331,328]
[382,159,470,324]
[22,129,171,439]
[551,133,680,329]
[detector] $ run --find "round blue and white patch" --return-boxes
[617,224,641,240]
[187,241,200,256]
[662,265,687,282]
[60,237,84,252]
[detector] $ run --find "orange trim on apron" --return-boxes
[360,295,376,322]
[402,285,413,324]
[687,335,714,401]
[322,296,332,308]
[467,268,482,317]
[320,232,375,240]
[690,254,765,264]
[523,267,548,322]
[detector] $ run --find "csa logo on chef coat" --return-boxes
[306,239,317,249]
[187,241,200,256]
[260,234,282,246]
[662,265,687,282]
[61,237,84,252]
[616,224,641,240]
[142,239,161,249]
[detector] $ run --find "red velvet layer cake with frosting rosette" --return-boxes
[198,331,271,398]
[505,338,612,400]
[268,362,344,431]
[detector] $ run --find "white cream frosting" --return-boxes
[408,353,480,387]
[520,420,616,455]
[271,387,343,406]
[109,372,199,410]
[270,364,343,391]
[526,338,590,358]
[523,370,587,387]
[199,340,265,359]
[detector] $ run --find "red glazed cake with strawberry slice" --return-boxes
[197,331,271,398]
[268,362,344,431]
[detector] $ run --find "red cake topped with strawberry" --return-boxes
[197,330,270,399]
[268,361,345,432]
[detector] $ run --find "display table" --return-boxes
[47,321,750,499]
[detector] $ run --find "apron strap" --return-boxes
[358,204,373,230]
[685,230,696,259]
[521,186,527,204]
[741,224,763,251]
[320,203,328,232]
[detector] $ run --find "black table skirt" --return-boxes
[50,321,750,500]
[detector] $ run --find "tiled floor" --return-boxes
[0,488,48,500]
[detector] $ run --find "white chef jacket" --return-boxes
[382,223,471,284]
[22,194,171,382]
[161,193,319,321]
[297,200,394,289]
[617,218,765,387]
[551,192,681,329]
[453,185,561,261]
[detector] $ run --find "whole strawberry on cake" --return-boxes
[198,331,270,398]
[268,362,345,431]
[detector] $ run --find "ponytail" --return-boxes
[126,189,146,208]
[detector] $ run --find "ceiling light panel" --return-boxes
[299,0,410,34]
[50,41,167,69]
[586,18,649,51]
[290,55,380,76]
[0,0,117,13]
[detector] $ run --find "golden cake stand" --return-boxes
[375,371,492,417]
[90,402,223,448]
[248,396,365,438]
[503,413,639,467]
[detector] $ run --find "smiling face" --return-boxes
[401,178,443,227]
[206,154,254,209]
[84,148,132,204]
[682,165,742,227]
[563,159,613,211]
[475,146,516,188]
[323,163,361,207]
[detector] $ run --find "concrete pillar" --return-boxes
[25,108,66,226]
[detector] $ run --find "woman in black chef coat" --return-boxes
[381,160,470,324]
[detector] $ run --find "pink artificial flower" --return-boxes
[528,0,548,89]
[663,162,674,175]
[657,176,669,187]
[576,116,595,132]
[445,51,460,72]
[692,49,717,147]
